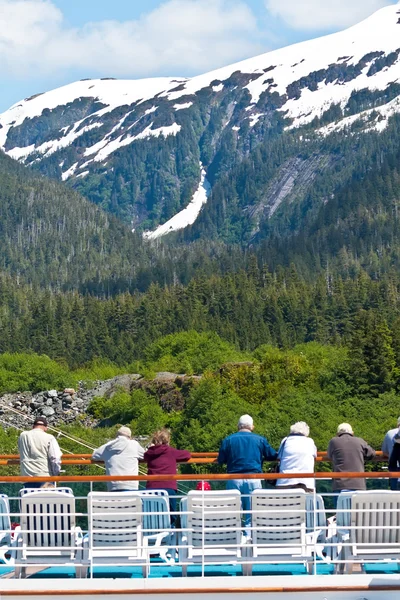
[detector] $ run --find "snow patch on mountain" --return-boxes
[84,123,182,163]
[62,162,79,181]
[174,102,193,111]
[143,164,211,240]
[318,95,400,137]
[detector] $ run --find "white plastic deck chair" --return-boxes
[179,489,244,576]
[80,492,148,578]
[135,490,174,564]
[0,494,12,565]
[19,487,74,498]
[340,490,400,573]
[13,489,82,578]
[244,489,325,575]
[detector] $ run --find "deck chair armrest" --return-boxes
[144,531,171,547]
[73,526,83,547]
[306,529,333,564]
[306,529,322,545]
[0,531,12,566]
[178,533,188,562]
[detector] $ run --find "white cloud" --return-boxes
[0,0,261,79]
[265,0,396,30]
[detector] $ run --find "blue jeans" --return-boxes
[148,488,178,526]
[227,478,262,536]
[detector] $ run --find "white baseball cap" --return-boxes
[117,426,132,438]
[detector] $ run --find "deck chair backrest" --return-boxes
[186,490,242,547]
[88,492,143,548]
[350,491,400,548]
[19,487,74,498]
[251,489,306,545]
[20,491,75,551]
[0,494,11,533]
[135,491,171,537]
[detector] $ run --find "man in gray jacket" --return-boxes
[92,426,145,491]
[327,423,376,493]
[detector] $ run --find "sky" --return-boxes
[0,0,398,112]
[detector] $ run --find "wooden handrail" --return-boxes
[0,451,387,465]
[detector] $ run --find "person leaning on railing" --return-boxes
[18,416,62,488]
[217,414,278,537]
[388,429,400,491]
[92,426,145,492]
[382,416,400,459]
[144,428,190,525]
[276,421,317,493]
[327,422,376,503]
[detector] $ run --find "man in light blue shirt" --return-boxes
[218,414,277,536]
[382,418,400,490]
[382,417,400,458]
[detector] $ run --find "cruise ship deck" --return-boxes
[0,452,399,599]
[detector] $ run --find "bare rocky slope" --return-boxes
[0,372,202,432]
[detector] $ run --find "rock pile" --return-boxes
[0,372,203,432]
[0,386,94,431]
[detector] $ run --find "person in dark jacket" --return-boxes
[218,414,277,537]
[144,428,190,525]
[388,430,400,490]
[327,423,376,502]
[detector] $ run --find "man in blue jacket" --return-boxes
[218,414,277,537]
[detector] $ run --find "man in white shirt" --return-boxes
[92,426,145,491]
[382,417,400,458]
[18,417,62,487]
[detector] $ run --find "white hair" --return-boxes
[290,421,310,437]
[238,414,253,430]
[337,422,354,435]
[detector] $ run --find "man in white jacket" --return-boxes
[18,416,62,487]
[92,426,145,491]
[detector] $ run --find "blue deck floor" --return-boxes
[2,561,399,579]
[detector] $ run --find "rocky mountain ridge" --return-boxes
[0,5,399,239]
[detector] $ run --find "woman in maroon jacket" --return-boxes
[144,429,190,525]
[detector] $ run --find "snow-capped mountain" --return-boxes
[1,3,400,237]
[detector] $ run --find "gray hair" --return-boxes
[337,422,354,435]
[238,414,253,430]
[290,421,310,437]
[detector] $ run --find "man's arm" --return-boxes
[262,438,278,461]
[382,433,391,458]
[136,442,145,460]
[363,440,376,460]
[48,437,62,476]
[92,442,108,461]
[217,439,227,465]
[326,440,333,461]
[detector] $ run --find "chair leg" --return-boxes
[75,565,88,578]
[142,561,150,578]
[242,562,252,576]
[14,565,26,579]
[182,564,187,577]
